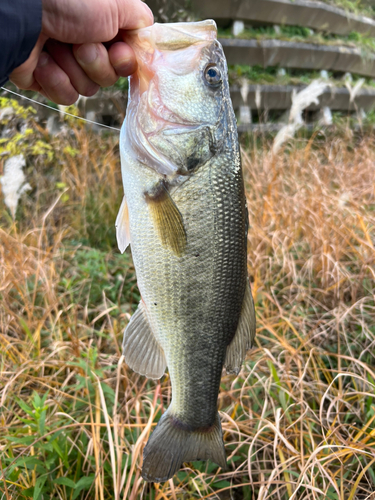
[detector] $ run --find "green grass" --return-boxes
[322,0,375,17]
[1,99,375,499]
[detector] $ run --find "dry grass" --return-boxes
[0,102,375,499]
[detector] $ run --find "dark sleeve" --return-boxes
[0,0,42,86]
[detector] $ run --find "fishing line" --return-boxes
[1,87,121,132]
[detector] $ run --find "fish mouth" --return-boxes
[125,20,219,131]
[123,21,220,176]
[125,20,217,97]
[125,86,200,177]
[127,75,202,176]
[127,20,217,52]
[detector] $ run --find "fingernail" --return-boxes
[84,83,100,97]
[76,44,98,65]
[37,52,50,67]
[113,56,137,75]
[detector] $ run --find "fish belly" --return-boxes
[124,152,247,427]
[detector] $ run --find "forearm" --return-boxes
[0,0,42,85]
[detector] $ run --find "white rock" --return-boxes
[255,86,262,109]
[338,192,350,207]
[85,110,102,131]
[46,115,62,136]
[232,20,245,37]
[0,154,31,218]
[240,78,249,103]
[0,107,14,121]
[320,107,333,125]
[239,105,252,124]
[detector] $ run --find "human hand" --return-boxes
[9,0,153,105]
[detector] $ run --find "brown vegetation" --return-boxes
[1,107,375,499]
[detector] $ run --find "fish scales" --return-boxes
[117,20,256,482]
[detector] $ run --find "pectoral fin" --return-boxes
[116,195,131,253]
[123,300,166,380]
[225,280,256,375]
[145,181,186,256]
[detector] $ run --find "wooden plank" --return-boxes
[230,84,375,111]
[193,0,375,36]
[146,0,375,36]
[220,38,375,78]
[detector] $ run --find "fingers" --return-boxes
[10,34,80,105]
[9,0,152,104]
[43,40,136,101]
[34,52,79,105]
[46,40,100,96]
[42,0,153,43]
[108,42,137,77]
[9,34,48,89]
[117,0,154,30]
[11,39,136,105]
[73,42,119,88]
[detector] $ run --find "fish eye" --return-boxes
[204,64,222,86]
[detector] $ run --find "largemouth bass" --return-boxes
[116,20,256,482]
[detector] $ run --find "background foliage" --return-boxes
[0,99,375,499]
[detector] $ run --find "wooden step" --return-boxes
[220,38,375,78]
[146,0,375,36]
[230,84,375,111]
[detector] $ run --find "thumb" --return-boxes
[10,34,48,90]
[117,0,154,30]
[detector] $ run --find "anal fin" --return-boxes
[225,279,256,375]
[123,300,166,380]
[116,195,131,253]
[145,181,186,257]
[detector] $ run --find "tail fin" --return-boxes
[142,410,226,482]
